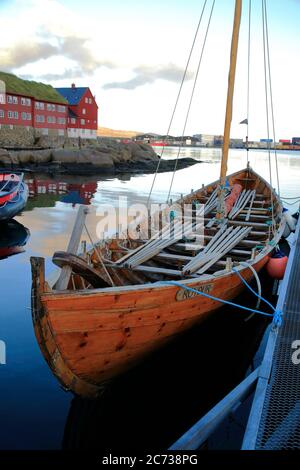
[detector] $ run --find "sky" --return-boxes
[0,0,299,140]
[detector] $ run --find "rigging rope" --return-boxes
[262,0,275,236]
[146,0,208,208]
[263,0,280,197]
[246,0,252,165]
[167,0,216,204]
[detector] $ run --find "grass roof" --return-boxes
[0,71,68,104]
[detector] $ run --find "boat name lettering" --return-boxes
[176,284,213,301]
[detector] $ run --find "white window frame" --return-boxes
[7,95,13,104]
[0,109,4,118]
[8,111,14,119]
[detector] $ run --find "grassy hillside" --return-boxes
[97,126,142,138]
[0,71,67,104]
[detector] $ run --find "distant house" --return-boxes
[55,84,98,139]
[0,71,68,137]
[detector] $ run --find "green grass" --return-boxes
[0,71,67,104]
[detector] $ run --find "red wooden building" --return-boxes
[55,84,98,139]
[0,73,98,140]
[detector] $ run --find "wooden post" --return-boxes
[56,205,89,291]
[217,0,242,219]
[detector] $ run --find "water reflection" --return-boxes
[0,220,30,260]
[1,147,300,449]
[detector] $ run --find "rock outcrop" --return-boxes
[0,139,198,175]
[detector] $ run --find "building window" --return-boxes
[89,98,92,104]
[71,118,76,124]
[22,112,27,120]
[21,97,31,106]
[58,105,66,113]
[82,108,86,115]
[7,96,13,104]
[85,97,88,103]
[27,113,31,120]
[13,111,18,119]
[0,94,5,104]
[13,96,18,104]
[58,117,66,125]
[0,109,4,118]
[81,119,85,125]
[36,115,45,123]
[47,116,56,123]
[8,111,14,119]
[47,103,56,112]
[35,102,45,110]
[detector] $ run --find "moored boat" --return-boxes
[30,0,287,398]
[0,172,29,221]
[31,167,285,397]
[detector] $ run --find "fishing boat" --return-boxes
[0,172,29,221]
[30,0,287,397]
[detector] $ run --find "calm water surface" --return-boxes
[0,148,299,449]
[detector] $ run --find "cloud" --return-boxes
[0,42,59,70]
[0,34,116,79]
[103,64,193,90]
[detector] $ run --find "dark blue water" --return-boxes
[0,149,298,449]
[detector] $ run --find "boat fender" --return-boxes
[266,250,288,280]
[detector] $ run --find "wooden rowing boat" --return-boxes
[30,0,286,397]
[31,167,285,397]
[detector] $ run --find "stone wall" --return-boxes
[0,124,35,147]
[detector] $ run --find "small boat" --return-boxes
[0,172,29,221]
[0,219,30,260]
[30,0,287,397]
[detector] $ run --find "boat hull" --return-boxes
[0,182,29,221]
[31,255,269,397]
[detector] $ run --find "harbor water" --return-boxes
[0,147,299,449]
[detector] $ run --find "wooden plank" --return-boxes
[169,367,260,450]
[56,205,88,291]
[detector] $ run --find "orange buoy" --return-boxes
[266,252,288,280]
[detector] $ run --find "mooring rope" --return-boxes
[158,280,282,327]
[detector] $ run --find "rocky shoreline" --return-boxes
[0,139,198,175]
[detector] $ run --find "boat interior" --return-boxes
[51,168,283,292]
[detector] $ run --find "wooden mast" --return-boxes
[217,0,242,219]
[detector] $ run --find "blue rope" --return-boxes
[158,280,282,327]
[160,280,274,318]
[232,267,275,312]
